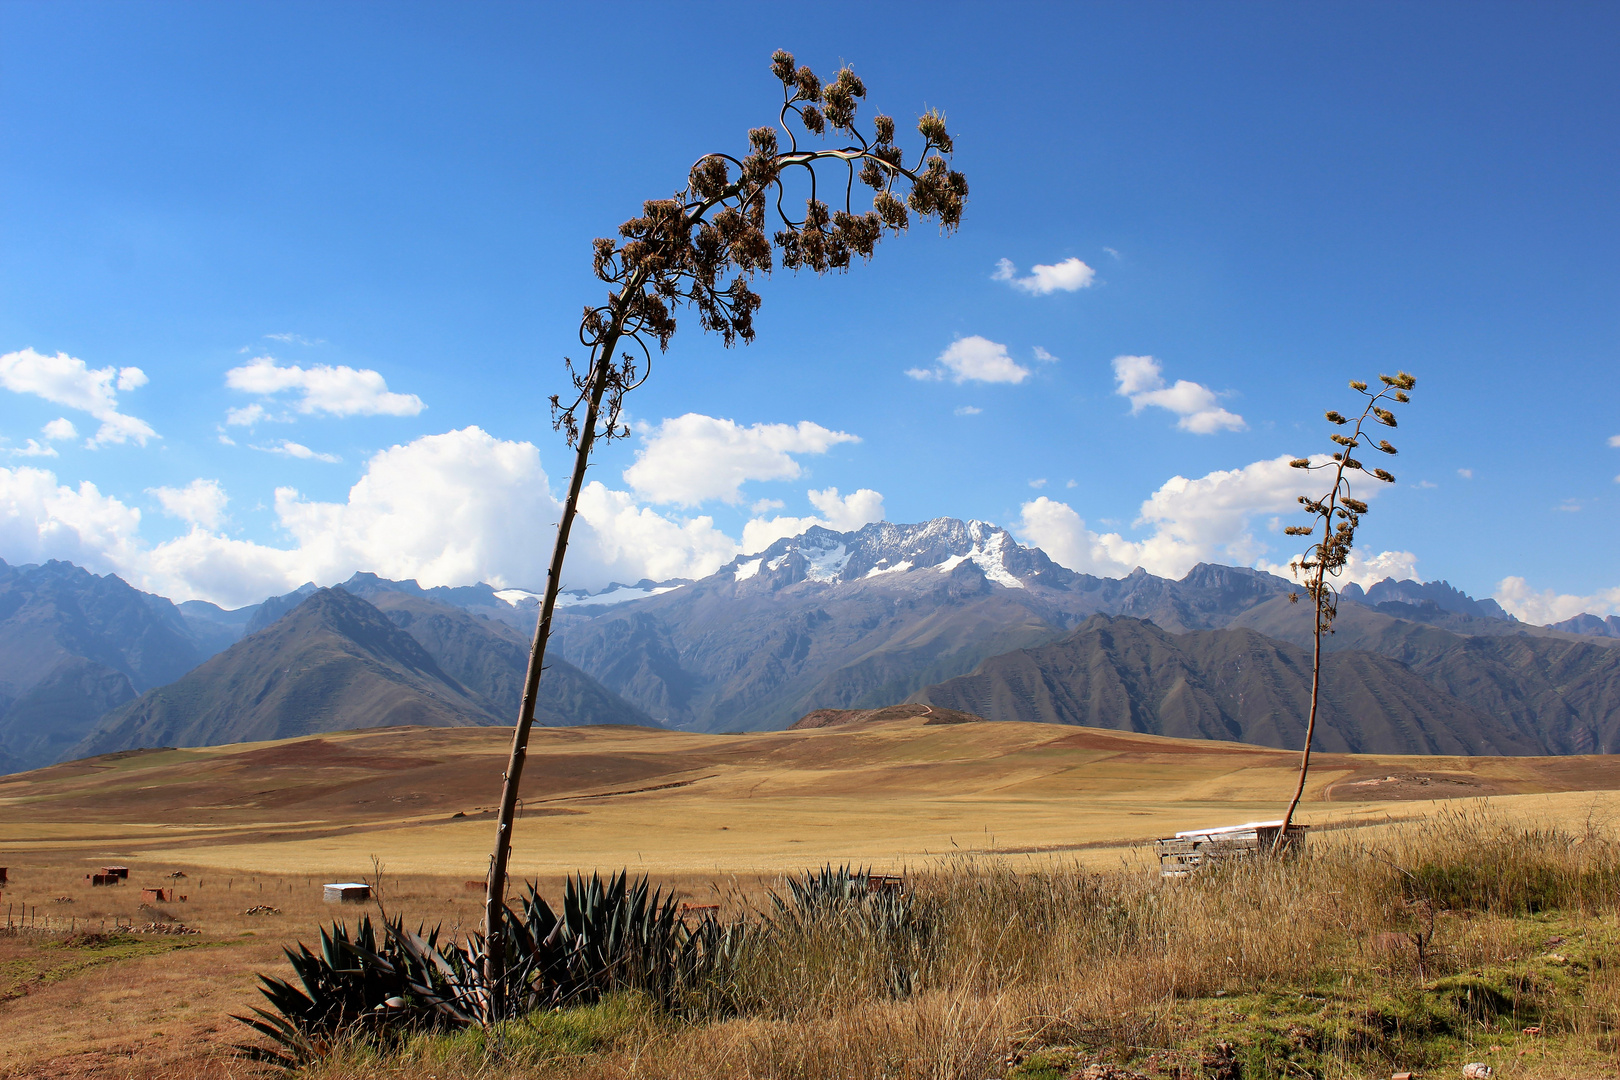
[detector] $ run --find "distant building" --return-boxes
[323,882,371,903]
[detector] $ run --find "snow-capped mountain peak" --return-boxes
[718,517,1065,591]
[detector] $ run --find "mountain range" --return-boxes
[2,516,1617,773]
[916,614,1542,755]
[547,520,1620,752]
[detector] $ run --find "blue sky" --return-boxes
[1,1,1616,618]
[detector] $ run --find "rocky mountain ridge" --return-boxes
[76,585,651,758]
[4,517,1619,769]
[916,614,1551,755]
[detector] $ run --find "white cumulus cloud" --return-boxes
[226,403,268,427]
[225,355,425,418]
[1018,454,1413,585]
[0,348,157,447]
[1018,497,1140,577]
[149,479,229,530]
[623,414,859,507]
[907,336,1030,385]
[1112,355,1245,434]
[1494,577,1620,624]
[254,439,341,463]
[992,257,1096,295]
[0,466,146,572]
[575,482,739,585]
[42,418,77,441]
[0,429,753,607]
[740,486,885,554]
[808,487,884,530]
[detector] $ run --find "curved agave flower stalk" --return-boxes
[1275,372,1418,847]
[484,50,968,1011]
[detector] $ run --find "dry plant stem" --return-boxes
[478,50,967,1018]
[483,272,644,1013]
[1275,376,1412,847]
[1278,527,1331,843]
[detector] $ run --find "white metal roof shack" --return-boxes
[323,882,372,902]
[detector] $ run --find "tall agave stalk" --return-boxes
[1275,371,1418,847]
[484,50,968,1012]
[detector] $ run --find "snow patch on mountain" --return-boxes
[934,528,1024,588]
[719,517,1051,590]
[499,582,681,609]
[804,543,849,583]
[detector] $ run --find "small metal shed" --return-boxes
[1154,820,1308,877]
[323,882,372,903]
[140,887,172,903]
[100,865,130,879]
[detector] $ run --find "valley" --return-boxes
[7,717,1620,878]
[6,718,1620,1078]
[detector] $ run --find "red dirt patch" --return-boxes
[229,737,437,770]
[1324,770,1502,802]
[790,704,984,729]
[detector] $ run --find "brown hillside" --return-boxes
[790,703,985,728]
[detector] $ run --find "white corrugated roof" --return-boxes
[1174,819,1287,839]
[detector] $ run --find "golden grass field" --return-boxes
[6,717,1620,1078]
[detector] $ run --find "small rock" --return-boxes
[1545,953,1568,964]
[1391,1072,1414,1080]
[1462,1064,1493,1079]
[1074,1066,1149,1080]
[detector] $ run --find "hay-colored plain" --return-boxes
[8,719,1620,1078]
[7,718,1620,879]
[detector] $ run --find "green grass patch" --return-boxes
[311,993,657,1076]
[0,934,189,1001]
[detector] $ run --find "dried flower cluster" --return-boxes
[1277,371,1418,839]
[1284,371,1417,622]
[551,49,968,448]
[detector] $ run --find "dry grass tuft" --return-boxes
[283,807,1620,1079]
